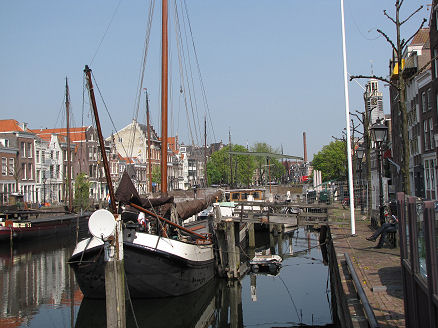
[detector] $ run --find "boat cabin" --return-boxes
[224,189,265,202]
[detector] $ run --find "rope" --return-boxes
[90,71,129,159]
[182,0,217,144]
[173,0,199,145]
[128,0,156,159]
[124,270,140,328]
[179,0,202,143]
[90,0,124,65]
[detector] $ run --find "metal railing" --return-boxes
[344,253,379,328]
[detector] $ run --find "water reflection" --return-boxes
[76,226,334,328]
[0,236,81,328]
[0,226,334,327]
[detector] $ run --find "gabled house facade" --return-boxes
[0,120,36,203]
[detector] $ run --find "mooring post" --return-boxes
[226,218,238,279]
[229,281,243,328]
[248,221,255,248]
[105,215,126,328]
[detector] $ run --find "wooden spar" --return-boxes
[129,202,208,240]
[146,90,153,193]
[160,0,168,195]
[84,65,117,214]
[65,77,73,212]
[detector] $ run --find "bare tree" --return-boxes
[350,1,426,193]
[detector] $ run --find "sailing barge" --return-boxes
[69,172,220,298]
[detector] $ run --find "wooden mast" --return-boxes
[146,90,153,193]
[160,0,168,195]
[84,65,116,214]
[65,77,73,212]
[204,116,207,187]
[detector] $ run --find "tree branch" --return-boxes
[400,5,423,26]
[401,18,427,49]
[376,29,397,53]
[397,0,403,11]
[350,74,398,90]
[383,10,396,25]
[350,112,364,124]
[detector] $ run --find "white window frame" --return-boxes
[8,158,14,176]
[1,157,7,175]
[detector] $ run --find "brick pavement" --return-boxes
[329,212,405,327]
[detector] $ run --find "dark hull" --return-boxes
[75,278,218,328]
[0,214,89,242]
[69,241,215,299]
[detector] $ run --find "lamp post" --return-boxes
[356,146,365,214]
[371,122,388,226]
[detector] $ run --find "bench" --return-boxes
[386,230,397,248]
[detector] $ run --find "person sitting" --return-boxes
[366,212,398,248]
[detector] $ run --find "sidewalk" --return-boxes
[329,212,405,327]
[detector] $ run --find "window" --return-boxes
[36,169,40,183]
[422,92,427,112]
[22,163,26,180]
[435,49,438,79]
[8,158,14,176]
[436,10,438,31]
[20,142,25,157]
[424,120,429,151]
[28,143,32,158]
[1,158,6,175]
[50,150,53,160]
[430,119,434,149]
[428,89,432,110]
[425,161,430,190]
[56,165,60,179]
[50,165,54,179]
[41,151,45,163]
[28,163,32,180]
[231,192,240,200]
[36,150,40,163]
[56,151,59,160]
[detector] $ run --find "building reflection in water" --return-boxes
[0,226,333,327]
[0,237,82,328]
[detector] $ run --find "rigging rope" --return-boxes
[179,0,202,144]
[182,0,217,144]
[90,71,130,159]
[128,0,156,159]
[173,1,195,145]
[90,0,124,65]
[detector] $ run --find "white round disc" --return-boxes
[88,209,116,239]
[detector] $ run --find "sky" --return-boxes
[0,0,431,161]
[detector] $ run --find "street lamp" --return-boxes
[371,122,388,226]
[356,146,365,214]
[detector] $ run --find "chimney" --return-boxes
[21,122,28,132]
[303,132,307,163]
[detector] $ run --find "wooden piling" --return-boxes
[226,218,239,279]
[229,281,243,328]
[104,216,126,328]
[105,260,126,328]
[248,221,255,248]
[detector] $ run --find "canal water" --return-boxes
[0,227,335,327]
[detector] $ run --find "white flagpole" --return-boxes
[340,0,356,235]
